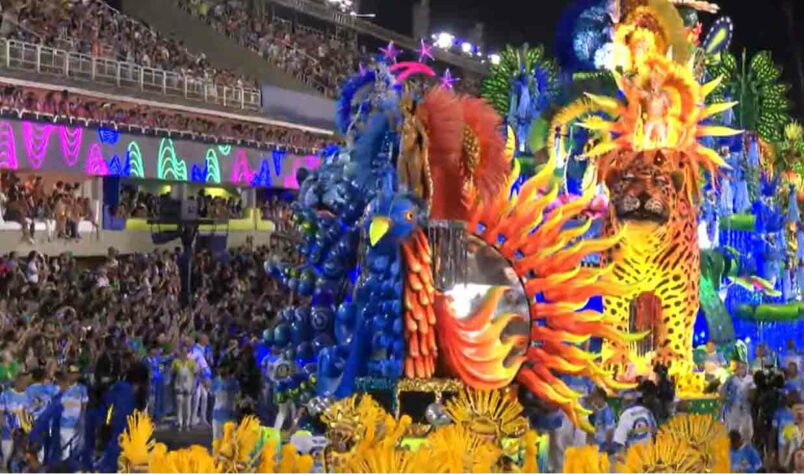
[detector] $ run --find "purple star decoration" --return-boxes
[380,41,400,62]
[440,68,459,89]
[417,40,434,63]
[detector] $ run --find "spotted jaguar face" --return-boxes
[605,150,685,224]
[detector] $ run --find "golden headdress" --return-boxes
[445,389,528,443]
[617,433,701,473]
[320,393,388,452]
[581,52,740,198]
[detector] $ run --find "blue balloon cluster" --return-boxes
[264,61,425,403]
[263,154,368,401]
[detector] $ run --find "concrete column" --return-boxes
[172,183,189,200]
[243,187,257,208]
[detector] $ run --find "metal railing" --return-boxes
[0,38,262,112]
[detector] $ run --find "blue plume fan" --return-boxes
[336,70,377,136]
[555,0,612,72]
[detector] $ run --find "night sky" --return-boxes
[365,0,803,115]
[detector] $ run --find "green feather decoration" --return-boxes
[708,49,792,143]
[480,45,559,118]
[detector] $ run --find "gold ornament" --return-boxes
[321,394,388,453]
[445,388,528,443]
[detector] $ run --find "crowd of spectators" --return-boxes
[0,240,293,468]
[0,83,329,153]
[114,185,246,220]
[178,0,487,97]
[259,196,293,232]
[1,0,482,102]
[177,0,359,98]
[0,171,97,244]
[1,0,254,91]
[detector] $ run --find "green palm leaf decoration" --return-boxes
[708,49,792,143]
[480,44,559,117]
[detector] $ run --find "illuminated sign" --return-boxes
[0,118,321,189]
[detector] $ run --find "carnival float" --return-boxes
[114,0,802,471]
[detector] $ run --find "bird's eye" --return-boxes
[404,211,415,222]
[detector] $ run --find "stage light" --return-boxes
[461,42,473,53]
[434,32,454,49]
[490,54,501,65]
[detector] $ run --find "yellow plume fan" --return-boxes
[147,443,169,472]
[658,414,730,472]
[256,442,277,473]
[445,389,528,442]
[419,424,501,473]
[627,0,690,64]
[700,101,739,121]
[562,445,610,473]
[213,421,238,469]
[338,445,416,473]
[617,434,701,473]
[235,415,263,465]
[521,431,539,474]
[276,443,314,473]
[785,121,803,142]
[118,410,155,472]
[150,446,221,473]
[504,125,516,161]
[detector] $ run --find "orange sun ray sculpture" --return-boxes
[435,157,638,430]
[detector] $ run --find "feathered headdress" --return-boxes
[444,389,528,442]
[581,52,740,198]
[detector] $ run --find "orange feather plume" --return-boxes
[419,88,511,222]
[459,96,509,208]
[417,87,464,220]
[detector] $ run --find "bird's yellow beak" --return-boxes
[369,216,391,246]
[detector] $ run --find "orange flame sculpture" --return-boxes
[433,157,636,430]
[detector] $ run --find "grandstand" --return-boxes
[0,0,486,256]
